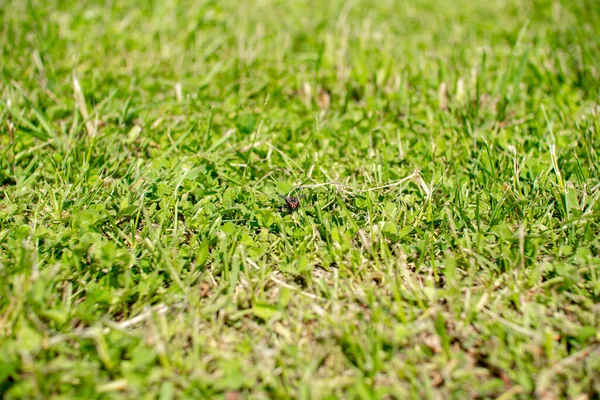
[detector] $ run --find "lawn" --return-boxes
[1,0,600,398]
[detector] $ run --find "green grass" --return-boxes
[1,0,600,398]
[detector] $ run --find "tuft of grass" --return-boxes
[1,0,600,398]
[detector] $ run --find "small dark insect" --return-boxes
[278,194,302,210]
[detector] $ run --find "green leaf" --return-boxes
[40,308,69,326]
[565,186,579,216]
[159,381,174,400]
[252,303,278,321]
[382,222,398,239]
[236,114,257,134]
[196,239,209,267]
[15,319,42,353]
[434,312,450,357]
